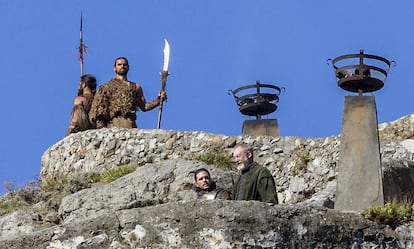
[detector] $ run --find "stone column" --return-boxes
[335,96,384,211]
[242,119,279,137]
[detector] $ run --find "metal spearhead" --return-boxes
[161,39,170,89]
[162,38,170,72]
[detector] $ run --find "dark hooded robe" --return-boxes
[232,162,278,203]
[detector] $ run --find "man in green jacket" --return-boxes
[232,144,278,204]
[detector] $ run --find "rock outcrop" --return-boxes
[41,128,339,204]
[0,201,402,249]
[1,113,414,248]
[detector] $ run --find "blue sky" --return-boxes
[0,1,412,194]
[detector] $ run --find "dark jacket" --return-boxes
[195,182,231,201]
[233,162,278,203]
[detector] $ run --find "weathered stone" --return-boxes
[379,114,414,142]
[41,129,342,204]
[335,96,383,211]
[3,113,414,247]
[57,160,232,223]
[0,210,42,241]
[0,202,401,249]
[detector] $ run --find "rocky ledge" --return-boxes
[1,113,414,248]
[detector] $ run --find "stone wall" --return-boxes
[41,128,340,204]
[0,113,414,248]
[41,112,414,204]
[378,114,414,142]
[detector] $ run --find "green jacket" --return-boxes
[233,162,278,203]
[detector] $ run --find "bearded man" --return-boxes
[89,57,167,129]
[193,168,231,201]
[232,144,278,203]
[65,74,97,136]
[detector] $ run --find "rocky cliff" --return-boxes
[1,114,414,248]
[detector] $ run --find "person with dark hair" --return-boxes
[193,168,231,201]
[232,144,278,203]
[65,74,97,136]
[89,57,166,129]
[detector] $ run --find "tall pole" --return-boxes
[79,12,85,76]
[157,71,168,129]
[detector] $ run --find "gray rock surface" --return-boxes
[41,128,340,204]
[58,159,235,223]
[0,201,401,249]
[2,113,414,248]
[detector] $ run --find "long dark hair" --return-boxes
[80,74,97,95]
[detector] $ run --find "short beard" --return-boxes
[116,69,128,76]
[237,162,248,172]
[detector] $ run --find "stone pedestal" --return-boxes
[335,96,384,211]
[242,119,279,137]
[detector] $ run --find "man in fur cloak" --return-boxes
[89,57,167,128]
